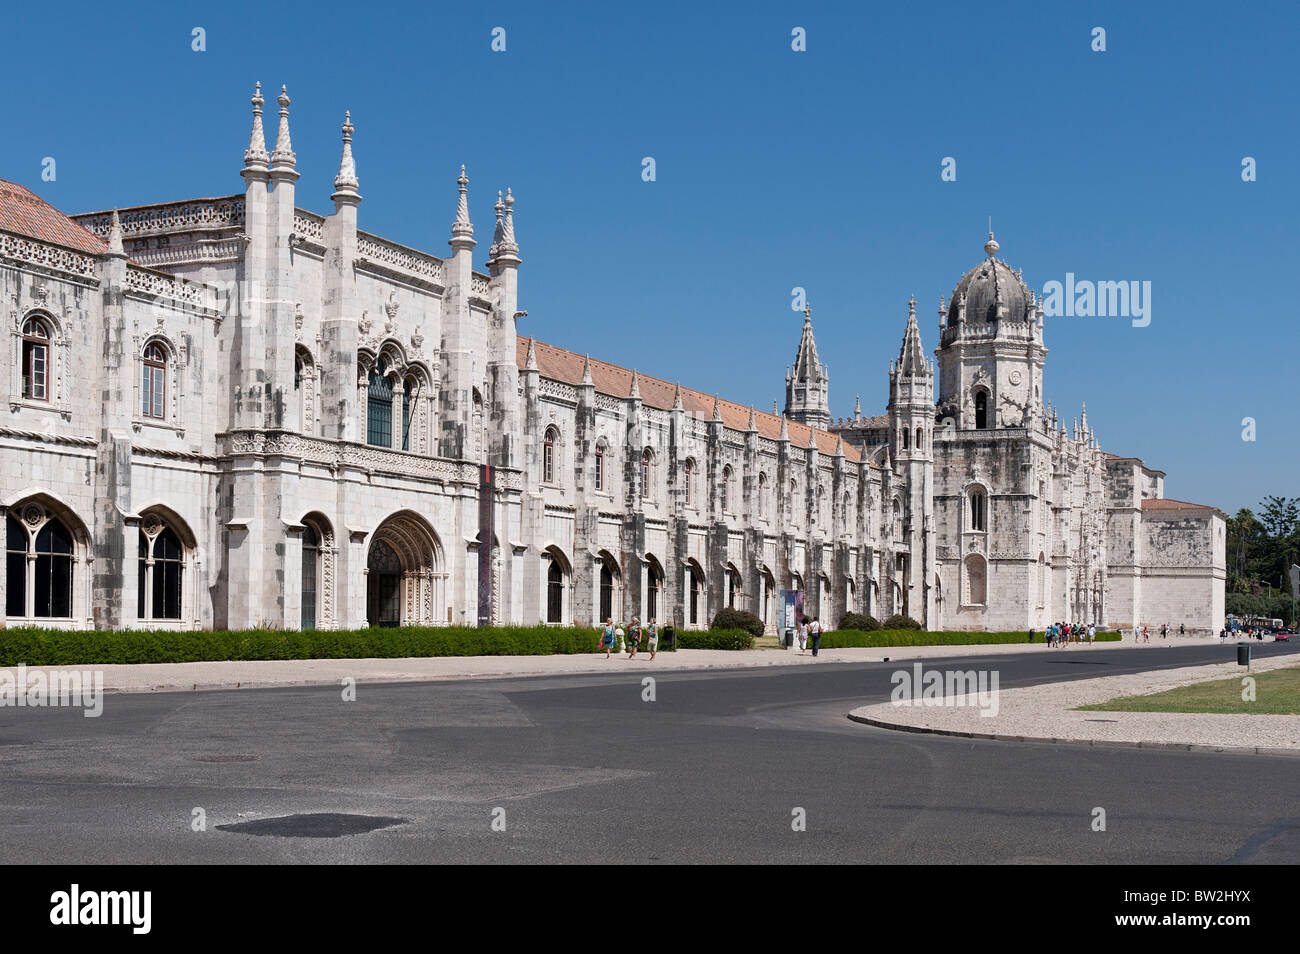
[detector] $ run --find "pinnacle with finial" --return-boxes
[270,84,296,171]
[450,164,475,247]
[580,353,593,386]
[242,82,269,172]
[672,382,683,410]
[332,110,360,199]
[629,369,641,400]
[524,336,537,371]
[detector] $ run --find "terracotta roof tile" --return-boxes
[1141,497,1216,512]
[0,179,109,255]
[518,336,865,465]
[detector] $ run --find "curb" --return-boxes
[845,711,1300,757]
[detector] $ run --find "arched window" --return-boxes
[295,346,317,436]
[21,318,50,401]
[683,459,694,505]
[969,489,987,531]
[893,499,903,539]
[974,390,988,429]
[1037,551,1047,609]
[901,427,909,450]
[758,473,769,519]
[6,512,74,619]
[641,448,652,499]
[600,563,615,621]
[141,341,167,419]
[727,565,741,609]
[301,524,319,629]
[546,559,564,623]
[688,565,703,625]
[543,428,558,483]
[594,445,605,492]
[367,360,393,447]
[963,554,987,606]
[646,560,663,621]
[138,523,184,621]
[916,426,924,451]
[721,466,732,511]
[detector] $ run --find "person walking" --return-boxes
[797,618,808,655]
[600,618,616,659]
[810,617,822,657]
[628,617,641,659]
[647,618,658,661]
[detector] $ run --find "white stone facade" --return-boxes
[0,86,1224,635]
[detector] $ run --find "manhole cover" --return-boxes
[192,754,260,763]
[216,813,408,838]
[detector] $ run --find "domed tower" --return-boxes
[935,230,1046,431]
[784,304,830,428]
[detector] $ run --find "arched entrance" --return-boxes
[366,511,445,627]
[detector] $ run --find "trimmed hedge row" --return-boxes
[676,628,755,651]
[817,629,1123,649]
[0,625,679,667]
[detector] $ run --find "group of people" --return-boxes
[1137,623,1183,642]
[1033,622,1097,647]
[793,617,822,656]
[599,617,658,660]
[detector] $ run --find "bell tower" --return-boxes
[783,304,830,428]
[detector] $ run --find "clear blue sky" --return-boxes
[7,0,1296,514]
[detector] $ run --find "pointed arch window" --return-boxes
[594,446,605,492]
[974,390,989,429]
[547,559,564,624]
[141,341,167,419]
[367,360,393,447]
[543,427,558,483]
[969,489,987,531]
[721,466,732,511]
[301,524,319,630]
[683,459,694,505]
[138,521,184,621]
[641,448,652,499]
[21,318,50,402]
[6,511,74,619]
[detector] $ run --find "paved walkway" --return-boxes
[850,649,1299,755]
[0,633,1251,693]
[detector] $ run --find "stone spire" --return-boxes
[854,394,861,419]
[629,369,641,400]
[489,190,505,259]
[580,353,593,386]
[493,187,520,266]
[449,164,474,248]
[835,435,845,458]
[712,395,722,421]
[524,336,537,371]
[242,82,269,175]
[783,303,830,428]
[106,209,125,257]
[779,414,789,442]
[897,295,929,376]
[672,382,683,411]
[269,85,296,174]
[747,406,757,431]
[331,110,360,202]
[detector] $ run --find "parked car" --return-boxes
[1273,631,1291,642]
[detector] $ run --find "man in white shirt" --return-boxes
[810,617,822,657]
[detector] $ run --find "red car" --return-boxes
[1273,631,1291,642]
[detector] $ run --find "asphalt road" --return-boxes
[2,642,1297,864]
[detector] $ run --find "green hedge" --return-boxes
[817,629,1124,649]
[675,628,755,651]
[0,625,681,667]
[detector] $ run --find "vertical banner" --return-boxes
[478,464,494,627]
[794,588,805,626]
[781,590,796,630]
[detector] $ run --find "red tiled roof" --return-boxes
[1141,497,1216,512]
[0,179,109,255]
[517,336,864,464]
